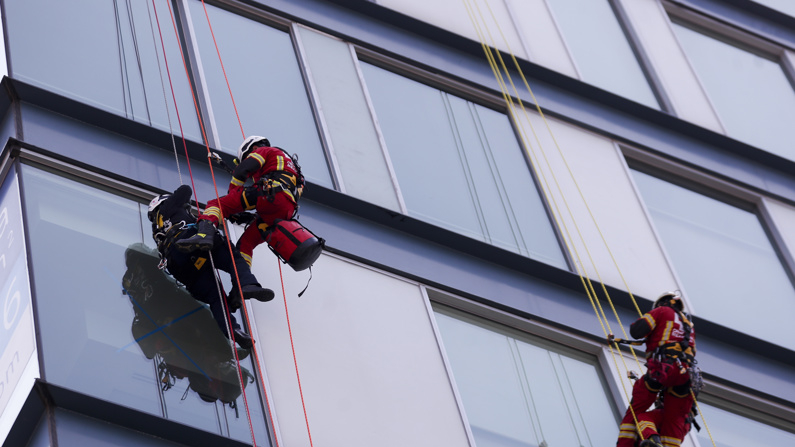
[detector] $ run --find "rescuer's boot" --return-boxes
[176,220,216,252]
[232,328,254,350]
[228,284,274,311]
[639,435,663,447]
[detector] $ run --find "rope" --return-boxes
[124,0,153,126]
[150,0,198,194]
[461,1,717,446]
[145,0,183,184]
[278,261,315,446]
[198,0,246,140]
[195,2,315,445]
[151,0,260,444]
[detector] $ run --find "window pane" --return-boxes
[434,308,617,447]
[696,402,795,447]
[188,1,332,188]
[631,170,795,350]
[5,0,201,141]
[541,0,659,108]
[21,167,269,442]
[360,62,566,268]
[672,22,795,161]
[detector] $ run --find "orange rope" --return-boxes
[195,2,315,445]
[149,0,199,201]
[199,0,246,140]
[154,0,262,444]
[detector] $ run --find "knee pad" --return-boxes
[644,375,663,393]
[670,381,691,398]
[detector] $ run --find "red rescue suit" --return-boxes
[617,306,696,447]
[198,145,303,265]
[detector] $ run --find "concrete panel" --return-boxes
[514,107,679,299]
[617,0,724,132]
[296,26,401,211]
[249,254,471,447]
[376,0,528,60]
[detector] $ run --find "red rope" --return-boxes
[199,0,246,140]
[278,261,315,446]
[153,1,262,444]
[196,3,316,447]
[149,0,198,204]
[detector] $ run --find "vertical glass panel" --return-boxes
[188,1,332,188]
[434,308,618,447]
[631,170,795,350]
[22,167,269,443]
[695,402,795,447]
[672,22,795,161]
[360,62,566,268]
[541,0,659,108]
[4,0,201,141]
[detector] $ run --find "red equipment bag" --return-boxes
[264,219,324,271]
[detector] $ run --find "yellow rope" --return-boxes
[460,1,716,446]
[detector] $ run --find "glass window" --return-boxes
[671,22,795,161]
[21,166,269,443]
[360,62,566,269]
[4,0,201,141]
[631,170,795,350]
[187,1,332,188]
[537,0,659,108]
[434,307,618,447]
[695,401,795,447]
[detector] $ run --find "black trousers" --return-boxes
[166,232,258,337]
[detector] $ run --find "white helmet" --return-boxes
[237,136,270,161]
[653,291,683,311]
[147,193,170,222]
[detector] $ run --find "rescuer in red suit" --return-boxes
[615,291,699,447]
[177,136,304,265]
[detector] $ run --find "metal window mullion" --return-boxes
[291,24,345,193]
[443,93,490,243]
[540,0,584,80]
[176,0,221,149]
[420,287,477,447]
[351,44,408,214]
[615,142,697,315]
[611,0,675,113]
[470,103,526,255]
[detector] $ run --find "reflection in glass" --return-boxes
[188,1,332,188]
[631,170,795,350]
[434,308,617,447]
[696,401,795,446]
[672,22,795,161]
[22,167,269,443]
[4,0,201,141]
[360,63,566,269]
[541,0,659,108]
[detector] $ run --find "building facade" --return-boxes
[1,0,794,446]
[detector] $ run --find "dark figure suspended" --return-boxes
[148,184,274,349]
[122,243,255,405]
[177,136,323,272]
[612,291,702,447]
